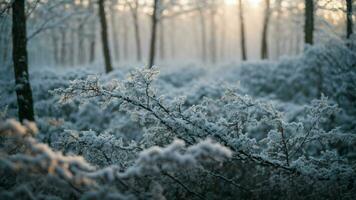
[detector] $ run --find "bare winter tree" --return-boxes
[272,0,283,59]
[209,7,218,64]
[159,20,165,61]
[87,0,97,63]
[148,0,159,68]
[304,0,314,45]
[98,0,113,73]
[127,0,142,62]
[148,0,204,67]
[198,8,207,63]
[238,0,247,60]
[12,0,35,122]
[346,0,353,39]
[261,0,271,59]
[110,0,120,62]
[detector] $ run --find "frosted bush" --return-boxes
[0,119,234,199]
[54,65,356,199]
[1,40,355,199]
[237,40,356,131]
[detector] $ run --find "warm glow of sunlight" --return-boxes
[224,0,236,5]
[225,0,261,7]
[248,0,262,6]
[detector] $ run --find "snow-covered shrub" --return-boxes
[53,67,356,199]
[2,39,355,199]
[0,119,233,200]
[238,39,356,131]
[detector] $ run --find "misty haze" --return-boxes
[0,0,355,199]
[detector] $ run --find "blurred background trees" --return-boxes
[0,0,354,68]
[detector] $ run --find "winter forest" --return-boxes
[0,0,356,199]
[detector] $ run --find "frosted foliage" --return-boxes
[54,61,355,199]
[123,139,231,177]
[1,41,356,199]
[0,119,232,199]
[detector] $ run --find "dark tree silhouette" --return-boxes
[148,0,159,68]
[261,0,270,59]
[12,0,35,122]
[198,9,207,63]
[209,8,217,64]
[98,0,113,73]
[110,1,120,62]
[346,0,353,39]
[304,0,314,45]
[159,20,165,61]
[128,0,142,61]
[238,0,247,60]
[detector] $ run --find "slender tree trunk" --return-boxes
[52,32,59,65]
[346,0,353,39]
[12,0,35,122]
[238,0,247,60]
[89,21,96,64]
[89,37,96,63]
[159,20,165,61]
[122,13,129,61]
[78,0,85,65]
[261,0,270,59]
[60,29,66,65]
[77,24,85,65]
[295,21,303,54]
[274,0,282,59]
[304,0,314,45]
[220,12,226,61]
[89,3,96,64]
[210,9,217,64]
[170,18,176,59]
[199,9,207,63]
[148,0,159,68]
[98,0,113,73]
[110,6,120,62]
[1,15,11,66]
[69,29,75,66]
[132,11,142,61]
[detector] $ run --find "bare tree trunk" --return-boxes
[77,24,85,64]
[98,0,113,73]
[89,3,96,64]
[261,0,270,59]
[304,0,314,45]
[220,11,226,61]
[110,5,120,62]
[77,0,85,65]
[199,9,207,63]
[148,0,159,68]
[122,13,129,61]
[60,29,67,65]
[52,32,59,65]
[12,0,35,122]
[295,21,303,54]
[346,0,353,39]
[210,9,217,64]
[170,18,176,59]
[131,10,142,61]
[89,39,96,63]
[238,0,247,60]
[69,29,75,66]
[159,20,165,61]
[274,0,282,59]
[0,16,10,65]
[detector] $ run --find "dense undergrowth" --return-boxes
[1,40,356,199]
